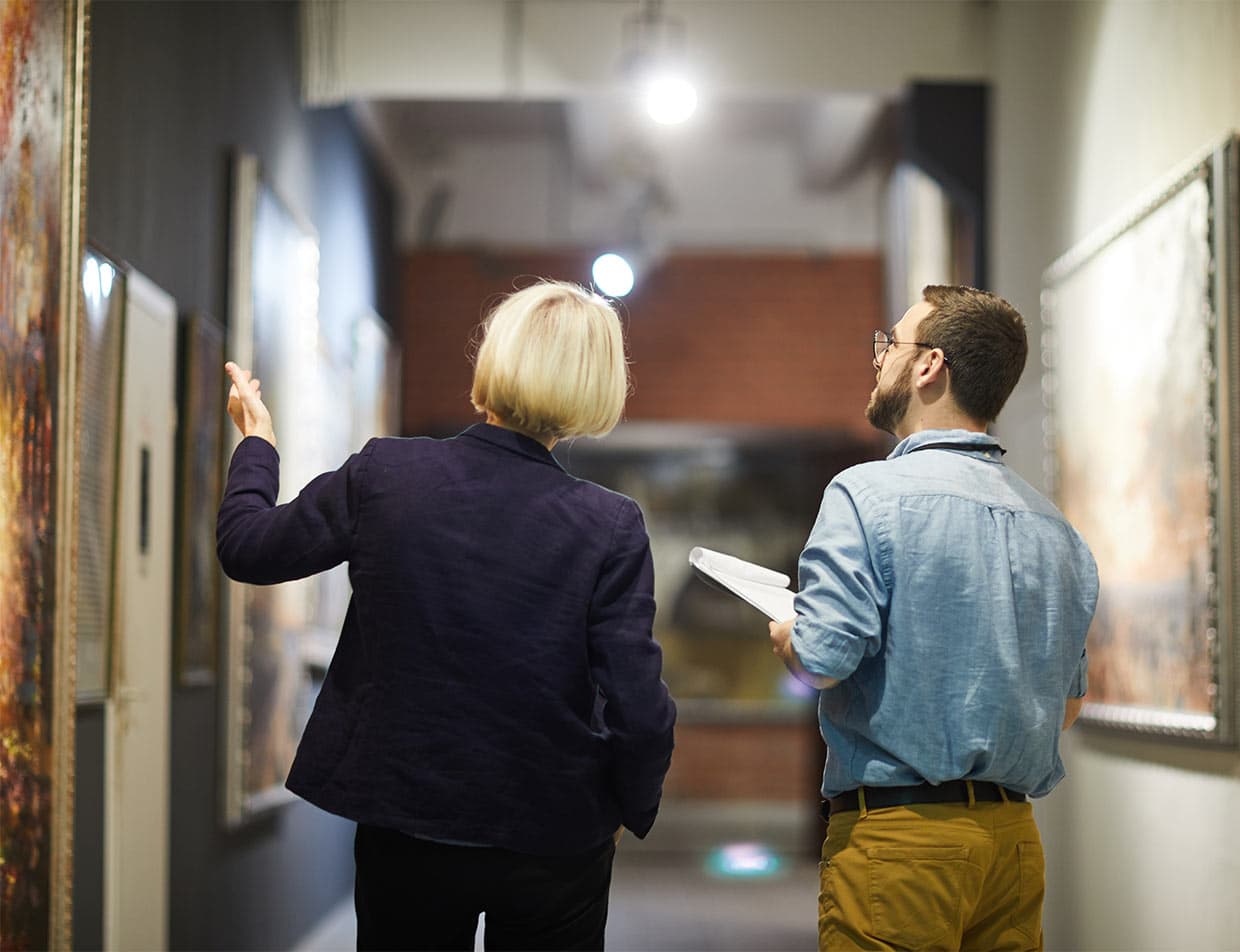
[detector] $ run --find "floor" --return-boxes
[295,801,822,952]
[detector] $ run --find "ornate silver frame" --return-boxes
[1042,134,1239,742]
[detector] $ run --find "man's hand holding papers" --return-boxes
[688,547,837,691]
[767,617,837,691]
[687,547,796,621]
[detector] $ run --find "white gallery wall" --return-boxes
[991,3,1240,948]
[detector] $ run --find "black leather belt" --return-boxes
[822,780,1026,819]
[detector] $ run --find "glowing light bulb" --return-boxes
[592,253,635,297]
[644,74,697,125]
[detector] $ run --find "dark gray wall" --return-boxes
[72,707,104,950]
[79,2,394,948]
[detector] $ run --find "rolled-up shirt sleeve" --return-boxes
[587,498,676,838]
[217,436,372,585]
[791,480,889,684]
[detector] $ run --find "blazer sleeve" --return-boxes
[216,436,372,585]
[587,497,676,838]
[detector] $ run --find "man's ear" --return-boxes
[913,349,949,390]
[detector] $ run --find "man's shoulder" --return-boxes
[829,454,923,498]
[831,451,1061,513]
[832,456,892,486]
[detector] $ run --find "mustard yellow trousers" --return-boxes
[819,798,1045,951]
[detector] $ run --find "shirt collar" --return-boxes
[460,422,565,470]
[887,428,1005,461]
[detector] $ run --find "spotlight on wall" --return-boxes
[83,255,101,303]
[592,252,636,298]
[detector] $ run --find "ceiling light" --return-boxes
[592,253,635,298]
[621,1,696,126]
[644,73,697,125]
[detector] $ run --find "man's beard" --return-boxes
[865,360,913,436]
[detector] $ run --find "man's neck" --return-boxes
[894,407,986,441]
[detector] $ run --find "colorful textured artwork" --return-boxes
[0,0,83,946]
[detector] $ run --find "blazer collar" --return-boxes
[460,423,565,470]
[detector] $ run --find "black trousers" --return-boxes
[353,824,616,951]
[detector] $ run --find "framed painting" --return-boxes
[223,152,344,825]
[176,311,226,686]
[0,0,89,947]
[1042,134,1239,742]
[76,246,124,702]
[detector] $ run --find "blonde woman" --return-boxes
[218,281,676,951]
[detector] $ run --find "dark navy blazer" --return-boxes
[217,423,676,855]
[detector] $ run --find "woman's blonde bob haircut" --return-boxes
[471,280,629,440]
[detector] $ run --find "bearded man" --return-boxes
[769,285,1099,951]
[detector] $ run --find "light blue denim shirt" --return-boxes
[791,429,1098,799]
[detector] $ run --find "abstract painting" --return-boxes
[0,0,88,946]
[1043,135,1239,741]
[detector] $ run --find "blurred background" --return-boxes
[42,1,1240,950]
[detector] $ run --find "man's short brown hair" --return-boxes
[919,285,1028,425]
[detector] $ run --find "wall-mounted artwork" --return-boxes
[0,0,88,947]
[1043,134,1239,742]
[176,312,226,686]
[223,153,327,824]
[76,247,125,701]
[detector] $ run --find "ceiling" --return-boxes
[300,1,993,253]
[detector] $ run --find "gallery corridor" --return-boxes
[296,802,821,952]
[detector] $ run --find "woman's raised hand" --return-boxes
[224,361,277,447]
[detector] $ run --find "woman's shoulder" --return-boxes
[345,434,458,482]
[359,433,443,456]
[560,472,646,526]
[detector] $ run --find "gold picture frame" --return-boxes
[0,0,89,947]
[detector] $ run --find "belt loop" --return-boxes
[998,784,1010,803]
[965,779,976,808]
[858,787,869,819]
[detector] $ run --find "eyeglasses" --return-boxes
[872,330,939,364]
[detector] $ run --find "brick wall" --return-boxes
[662,720,826,802]
[399,249,884,438]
